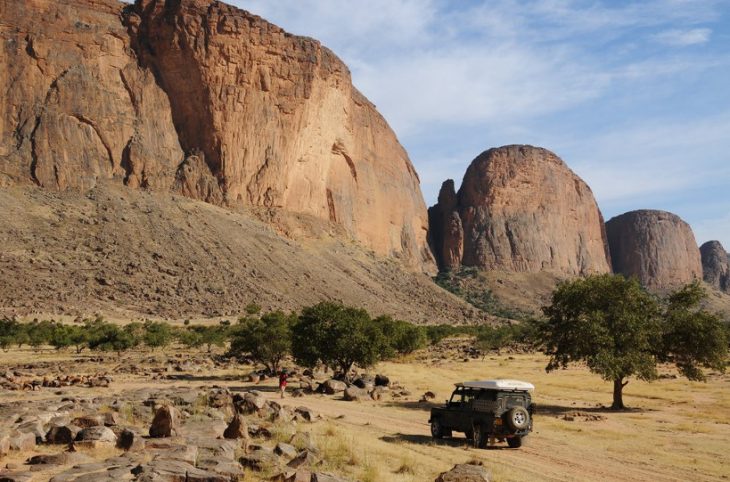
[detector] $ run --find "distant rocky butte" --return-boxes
[700,241,730,293]
[606,210,702,289]
[429,145,611,275]
[0,0,432,270]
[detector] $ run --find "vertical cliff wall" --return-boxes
[0,0,433,270]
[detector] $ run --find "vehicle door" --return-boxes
[444,387,464,429]
[457,389,478,432]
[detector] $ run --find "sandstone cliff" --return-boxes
[0,0,432,270]
[700,240,729,293]
[606,210,702,289]
[429,145,611,275]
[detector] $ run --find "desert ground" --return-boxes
[0,339,727,482]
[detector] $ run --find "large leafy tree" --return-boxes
[292,302,387,375]
[541,274,727,409]
[229,311,295,373]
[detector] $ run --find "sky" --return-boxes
[232,0,730,249]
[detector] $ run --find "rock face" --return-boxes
[700,241,730,292]
[0,0,432,270]
[429,145,611,275]
[606,210,702,289]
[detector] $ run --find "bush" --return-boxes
[87,322,138,355]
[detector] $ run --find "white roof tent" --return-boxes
[456,380,535,391]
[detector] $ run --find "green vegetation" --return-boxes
[292,302,389,374]
[540,275,728,409]
[229,311,296,373]
[434,268,531,320]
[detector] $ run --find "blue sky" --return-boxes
[233,0,730,249]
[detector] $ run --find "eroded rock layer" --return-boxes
[429,145,611,275]
[606,210,702,289]
[0,0,432,270]
[700,240,730,293]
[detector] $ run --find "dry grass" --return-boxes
[1,348,728,482]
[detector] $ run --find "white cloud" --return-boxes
[652,28,712,46]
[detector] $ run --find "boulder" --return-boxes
[322,379,347,395]
[374,375,390,387]
[700,241,730,292]
[436,463,492,482]
[287,449,319,469]
[429,146,611,275]
[239,449,281,472]
[117,429,146,452]
[223,414,248,440]
[7,431,35,451]
[343,387,370,402]
[26,452,94,466]
[149,405,179,438]
[275,443,299,459]
[606,210,702,289]
[46,425,81,445]
[75,426,117,447]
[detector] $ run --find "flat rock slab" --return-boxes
[435,463,491,482]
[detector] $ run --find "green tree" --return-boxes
[0,318,20,351]
[376,316,427,356]
[177,327,204,349]
[87,322,137,355]
[541,274,728,409]
[143,321,174,350]
[229,311,295,373]
[194,325,228,353]
[659,281,728,380]
[292,302,387,375]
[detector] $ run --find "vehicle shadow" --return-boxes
[380,433,512,450]
[381,433,467,447]
[382,400,437,412]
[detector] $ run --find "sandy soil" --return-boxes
[2,347,726,482]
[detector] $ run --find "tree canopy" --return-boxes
[292,302,389,374]
[229,311,295,373]
[540,274,728,409]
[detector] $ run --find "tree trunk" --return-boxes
[611,378,628,410]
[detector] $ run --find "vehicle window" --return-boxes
[477,390,497,401]
[449,388,463,406]
[463,389,477,405]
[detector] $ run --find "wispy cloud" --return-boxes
[652,28,712,46]
[230,0,730,247]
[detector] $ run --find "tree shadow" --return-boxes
[536,403,652,415]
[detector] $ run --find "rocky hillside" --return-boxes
[0,183,482,324]
[701,241,730,293]
[429,145,611,275]
[606,210,703,290]
[0,0,432,271]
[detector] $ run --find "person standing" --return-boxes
[278,369,288,399]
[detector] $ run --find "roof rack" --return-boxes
[455,380,535,391]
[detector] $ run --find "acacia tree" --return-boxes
[292,302,387,375]
[541,274,727,409]
[228,311,295,373]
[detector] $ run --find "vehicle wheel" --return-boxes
[507,436,523,448]
[472,424,487,449]
[431,420,450,439]
[505,406,530,431]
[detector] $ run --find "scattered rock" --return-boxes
[149,405,179,438]
[436,462,491,482]
[223,414,248,440]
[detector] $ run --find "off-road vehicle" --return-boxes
[429,380,534,448]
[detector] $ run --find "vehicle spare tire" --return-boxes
[505,406,530,431]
